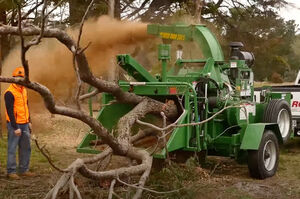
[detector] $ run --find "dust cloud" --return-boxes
[1,16,151,112]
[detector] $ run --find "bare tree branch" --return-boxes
[116,175,182,194]
[108,179,116,199]
[16,3,29,81]
[21,0,44,20]
[70,175,82,199]
[44,0,65,19]
[16,0,48,81]
[137,105,242,132]
[130,128,158,143]
[78,148,152,180]
[79,88,100,100]
[160,112,170,165]
[123,0,150,19]
[73,0,96,110]
[132,159,152,199]
[32,136,66,173]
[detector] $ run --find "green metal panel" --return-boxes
[97,103,134,131]
[158,44,171,60]
[175,59,207,65]
[231,133,241,157]
[147,24,192,40]
[166,75,201,83]
[240,123,265,150]
[239,123,284,150]
[77,133,100,154]
[166,112,188,151]
[193,26,224,61]
[158,44,171,82]
[270,92,292,104]
[118,82,195,96]
[208,136,232,157]
[77,102,135,154]
[117,54,158,82]
[240,123,283,150]
[119,84,187,95]
[253,103,265,123]
[147,24,224,61]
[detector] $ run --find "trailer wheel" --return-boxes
[263,99,291,143]
[247,130,279,179]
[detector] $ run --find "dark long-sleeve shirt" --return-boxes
[4,91,18,130]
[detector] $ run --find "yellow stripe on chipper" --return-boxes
[159,32,185,41]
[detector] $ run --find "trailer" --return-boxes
[77,24,292,179]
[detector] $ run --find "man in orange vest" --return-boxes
[4,67,35,180]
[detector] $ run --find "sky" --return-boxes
[281,0,300,27]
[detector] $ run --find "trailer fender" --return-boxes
[240,123,283,150]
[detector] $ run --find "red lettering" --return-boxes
[292,101,299,107]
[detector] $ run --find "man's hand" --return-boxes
[14,129,21,136]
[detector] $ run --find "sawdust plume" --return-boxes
[2,16,151,112]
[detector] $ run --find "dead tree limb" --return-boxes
[0,2,178,199]
[79,88,100,100]
[73,0,96,110]
[17,0,48,81]
[130,128,158,143]
[108,179,116,199]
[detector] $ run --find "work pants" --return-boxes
[7,123,31,174]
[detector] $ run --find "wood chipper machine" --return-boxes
[77,24,292,179]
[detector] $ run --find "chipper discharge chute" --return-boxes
[77,24,292,179]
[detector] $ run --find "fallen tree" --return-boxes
[0,1,178,198]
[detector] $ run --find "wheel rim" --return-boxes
[277,109,290,138]
[263,140,277,171]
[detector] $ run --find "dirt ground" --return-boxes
[0,113,300,199]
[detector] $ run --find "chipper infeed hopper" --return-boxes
[77,24,292,179]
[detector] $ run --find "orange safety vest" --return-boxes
[5,84,30,124]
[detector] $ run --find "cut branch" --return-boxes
[79,88,100,100]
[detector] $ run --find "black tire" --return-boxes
[263,99,292,143]
[247,130,279,179]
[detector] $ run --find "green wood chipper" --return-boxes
[77,24,292,179]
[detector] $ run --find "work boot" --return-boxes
[7,173,21,180]
[20,171,36,177]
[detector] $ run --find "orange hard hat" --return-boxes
[12,67,25,77]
